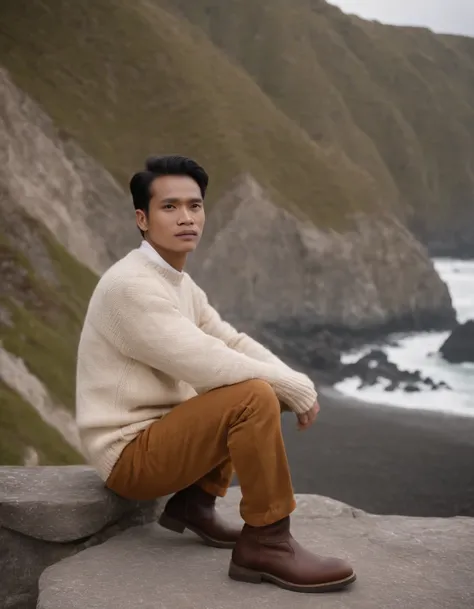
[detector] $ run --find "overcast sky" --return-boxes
[327,1,474,37]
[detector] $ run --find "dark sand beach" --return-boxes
[278,386,474,517]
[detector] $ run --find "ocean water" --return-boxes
[335,258,474,417]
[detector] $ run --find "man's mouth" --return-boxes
[175,230,198,237]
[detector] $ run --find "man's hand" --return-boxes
[296,400,320,430]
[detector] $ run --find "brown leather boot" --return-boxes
[228,517,356,592]
[158,484,242,548]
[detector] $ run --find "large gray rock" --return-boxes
[0,466,161,609]
[188,176,455,332]
[38,487,474,609]
[0,466,152,542]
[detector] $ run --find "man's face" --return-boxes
[136,175,205,254]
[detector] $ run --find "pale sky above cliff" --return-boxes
[327,1,474,37]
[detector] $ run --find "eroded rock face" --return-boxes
[0,67,138,275]
[439,320,474,364]
[188,176,455,334]
[0,466,161,609]
[36,487,474,609]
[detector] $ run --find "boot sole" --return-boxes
[228,561,356,593]
[158,512,236,549]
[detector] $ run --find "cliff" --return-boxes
[0,67,139,464]
[0,0,472,464]
[2,0,473,256]
[1,466,473,609]
[0,67,136,275]
[167,0,474,257]
[188,175,454,331]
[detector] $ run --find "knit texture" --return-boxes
[76,248,317,480]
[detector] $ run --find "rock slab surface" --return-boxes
[0,466,160,609]
[38,487,474,609]
[0,465,156,542]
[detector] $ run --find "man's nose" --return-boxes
[178,210,194,224]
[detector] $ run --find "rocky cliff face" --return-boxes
[0,69,135,465]
[0,67,136,275]
[188,176,455,332]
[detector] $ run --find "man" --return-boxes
[76,154,356,593]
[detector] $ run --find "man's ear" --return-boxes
[135,209,148,233]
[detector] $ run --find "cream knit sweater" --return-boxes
[76,247,317,481]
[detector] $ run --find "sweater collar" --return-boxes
[139,240,183,274]
[134,242,185,287]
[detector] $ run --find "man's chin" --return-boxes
[173,242,198,254]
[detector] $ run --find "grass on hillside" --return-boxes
[0,381,83,465]
[0,209,95,465]
[1,0,473,245]
[165,0,474,236]
[0,214,97,414]
[0,0,381,231]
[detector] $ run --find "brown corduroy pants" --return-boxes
[105,379,297,526]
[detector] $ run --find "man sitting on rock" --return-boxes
[75,154,356,593]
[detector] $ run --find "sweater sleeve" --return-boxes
[103,279,316,414]
[191,281,318,407]
[193,282,300,369]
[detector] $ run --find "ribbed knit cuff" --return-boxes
[275,372,317,415]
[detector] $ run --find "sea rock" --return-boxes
[439,320,474,364]
[338,349,451,392]
[37,487,474,609]
[0,466,162,609]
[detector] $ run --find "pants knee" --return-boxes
[242,379,280,415]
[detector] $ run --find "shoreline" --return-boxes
[324,383,474,420]
[276,384,474,518]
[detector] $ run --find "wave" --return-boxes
[335,258,474,417]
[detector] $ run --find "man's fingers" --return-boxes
[297,413,308,429]
[297,403,320,430]
[298,411,314,430]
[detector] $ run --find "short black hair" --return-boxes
[129,154,209,216]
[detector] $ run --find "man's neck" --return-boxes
[141,239,187,272]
